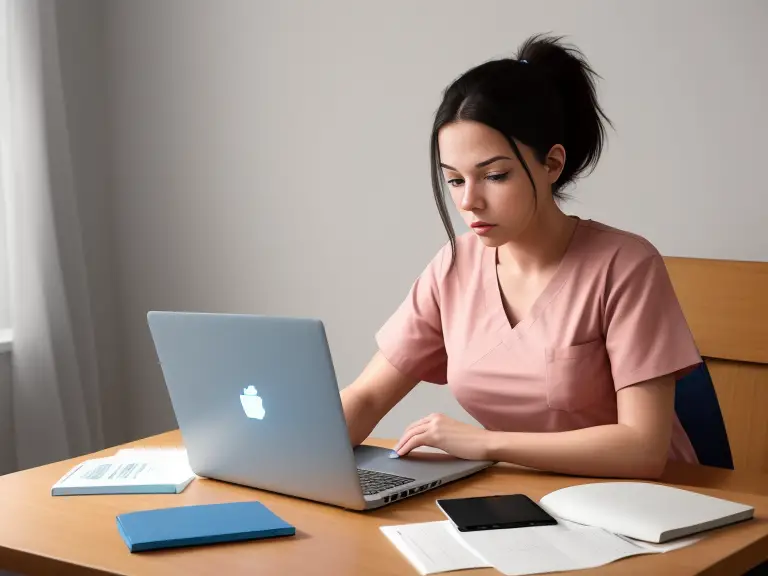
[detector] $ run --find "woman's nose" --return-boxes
[461,182,483,211]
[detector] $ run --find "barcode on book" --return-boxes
[82,462,148,481]
[109,463,148,480]
[83,464,111,480]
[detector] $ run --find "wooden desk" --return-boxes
[1,431,767,576]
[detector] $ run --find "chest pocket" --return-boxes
[545,339,613,412]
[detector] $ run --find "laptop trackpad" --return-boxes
[354,445,473,478]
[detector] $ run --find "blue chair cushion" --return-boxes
[674,362,734,469]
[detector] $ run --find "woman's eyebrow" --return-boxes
[440,155,511,171]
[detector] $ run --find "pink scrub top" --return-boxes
[376,218,701,464]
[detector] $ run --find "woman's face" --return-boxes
[438,120,564,246]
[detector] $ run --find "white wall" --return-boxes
[105,0,768,441]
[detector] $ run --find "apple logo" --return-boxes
[240,385,266,420]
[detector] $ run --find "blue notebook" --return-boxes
[116,501,295,552]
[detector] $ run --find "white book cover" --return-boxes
[539,482,754,543]
[51,447,196,496]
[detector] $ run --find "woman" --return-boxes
[340,34,701,479]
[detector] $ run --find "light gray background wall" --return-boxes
[104,0,768,441]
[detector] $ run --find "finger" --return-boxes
[393,423,428,452]
[395,416,434,449]
[392,424,429,456]
[403,415,434,436]
[396,430,431,457]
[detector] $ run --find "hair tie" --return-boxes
[520,59,529,64]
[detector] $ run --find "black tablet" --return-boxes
[436,494,558,532]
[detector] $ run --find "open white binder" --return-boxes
[539,481,754,543]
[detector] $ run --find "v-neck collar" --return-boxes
[482,217,585,349]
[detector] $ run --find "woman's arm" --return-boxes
[394,375,676,479]
[340,351,420,447]
[485,376,675,478]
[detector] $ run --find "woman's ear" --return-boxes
[545,144,566,184]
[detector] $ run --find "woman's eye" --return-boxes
[447,178,464,187]
[487,172,510,182]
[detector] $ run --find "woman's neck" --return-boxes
[496,206,578,275]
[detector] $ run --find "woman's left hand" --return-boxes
[392,413,492,461]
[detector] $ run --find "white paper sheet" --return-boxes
[454,520,648,576]
[380,521,490,574]
[381,519,700,576]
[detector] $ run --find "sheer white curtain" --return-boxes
[1,0,108,471]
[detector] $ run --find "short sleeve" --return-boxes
[375,247,448,384]
[604,251,702,391]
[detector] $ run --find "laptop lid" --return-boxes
[147,311,366,509]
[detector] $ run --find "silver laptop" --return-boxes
[146,311,493,510]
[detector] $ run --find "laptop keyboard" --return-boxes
[357,468,414,496]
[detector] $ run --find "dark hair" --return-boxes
[430,33,612,263]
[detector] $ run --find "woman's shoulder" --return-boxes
[577,218,662,263]
[433,231,487,277]
[573,219,676,298]
[455,229,488,256]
